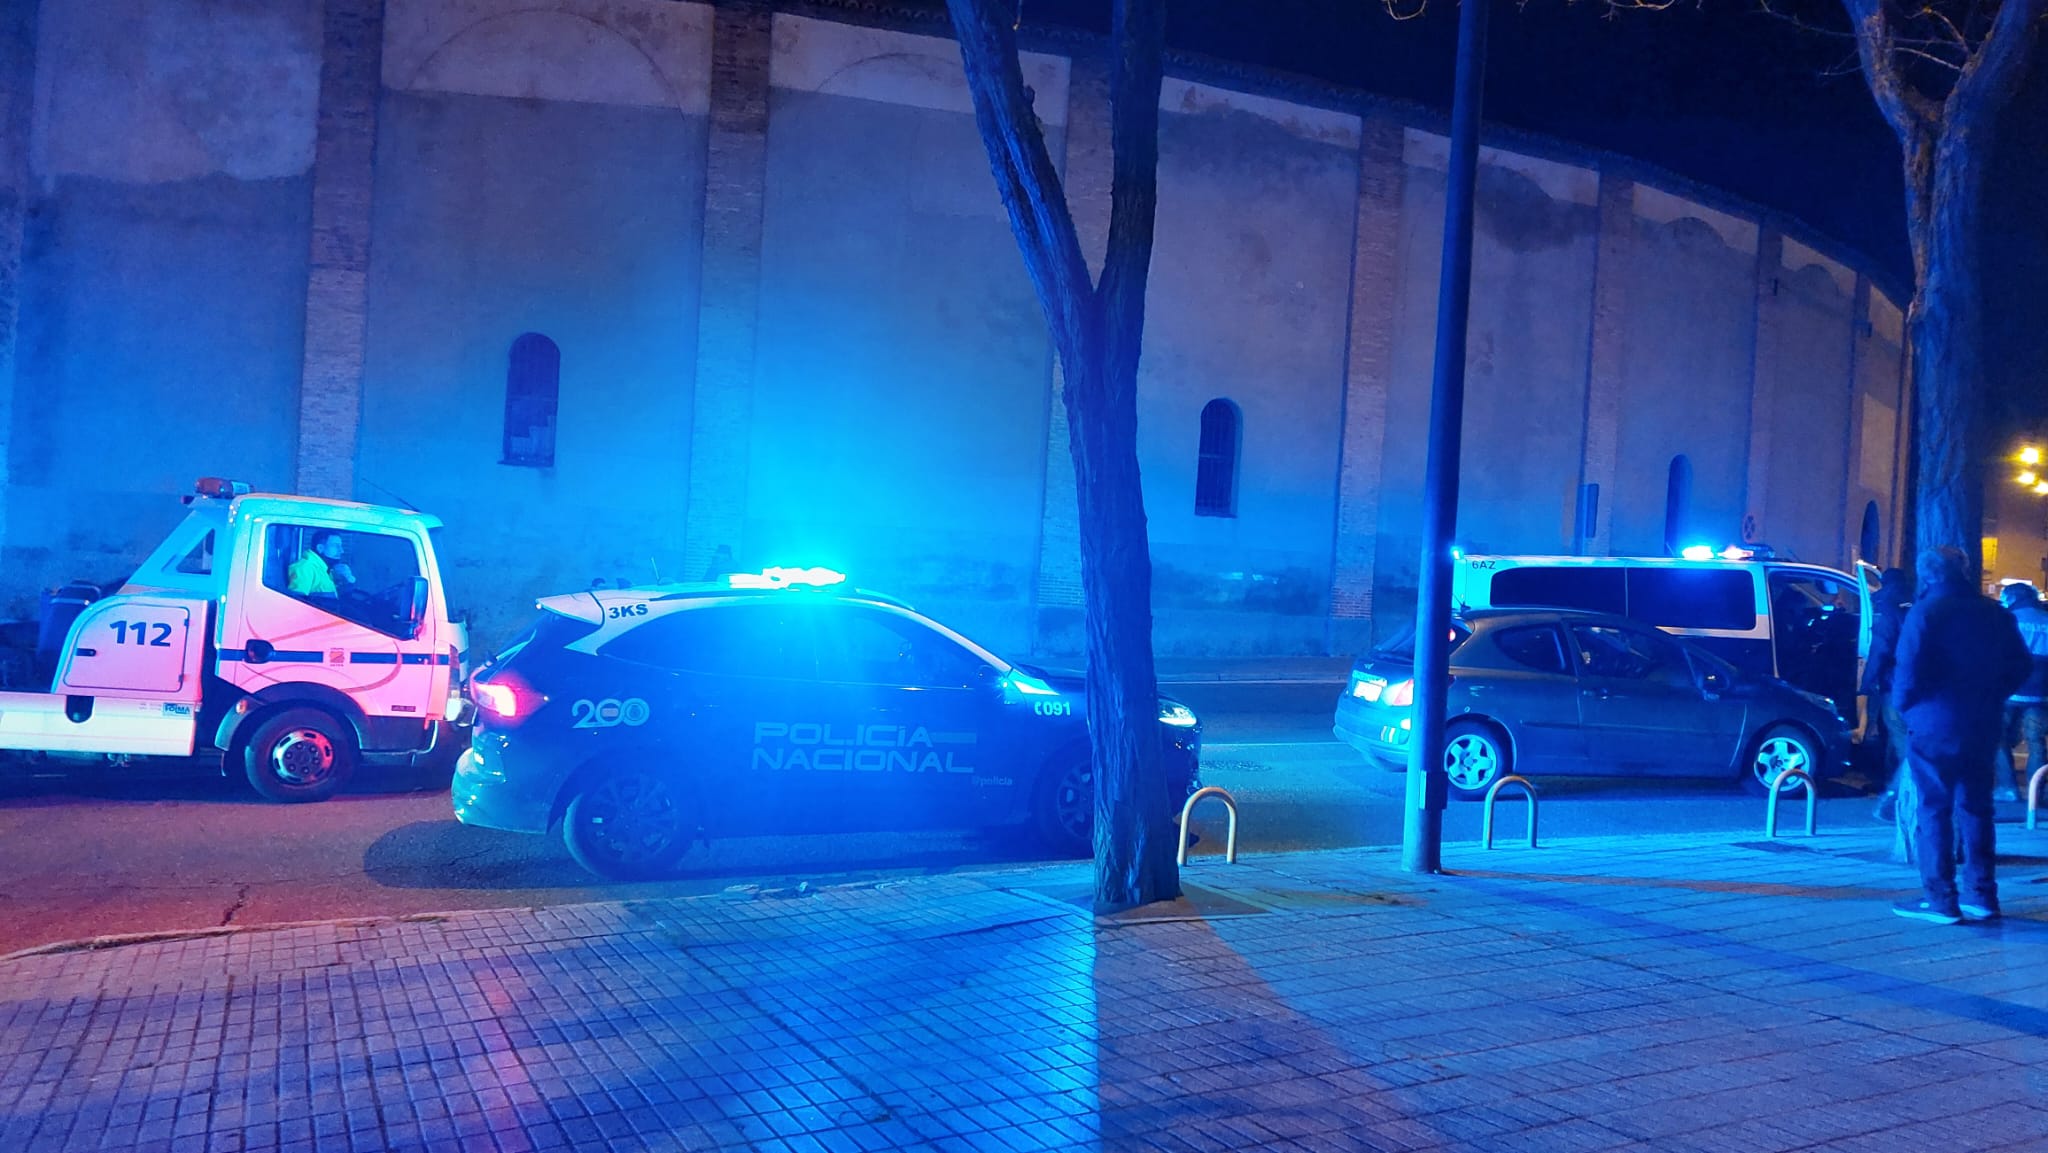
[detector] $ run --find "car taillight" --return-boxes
[1384,679,1415,708]
[475,682,520,718]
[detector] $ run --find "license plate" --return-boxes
[1353,677,1386,702]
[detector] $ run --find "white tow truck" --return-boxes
[0,478,469,801]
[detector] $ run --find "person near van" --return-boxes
[288,532,356,597]
[1863,567,1914,821]
[1995,582,2048,801]
[1890,547,2033,924]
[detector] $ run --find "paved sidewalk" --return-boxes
[3,826,2046,1153]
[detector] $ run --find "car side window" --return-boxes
[600,605,817,680]
[821,610,987,689]
[1492,625,1569,675]
[1571,625,1692,686]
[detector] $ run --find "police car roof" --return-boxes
[536,582,916,625]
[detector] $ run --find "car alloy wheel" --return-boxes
[567,771,690,880]
[1444,730,1504,793]
[1753,730,1815,793]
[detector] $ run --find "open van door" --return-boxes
[1855,560,1881,742]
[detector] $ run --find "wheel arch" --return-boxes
[1447,711,1518,768]
[216,684,369,759]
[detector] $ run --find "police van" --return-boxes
[1453,552,1872,724]
[451,568,1204,880]
[0,478,469,800]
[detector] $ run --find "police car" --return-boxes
[451,568,1203,879]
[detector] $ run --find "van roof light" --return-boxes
[195,477,251,499]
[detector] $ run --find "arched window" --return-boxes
[1860,500,1882,563]
[1195,399,1241,518]
[503,333,560,467]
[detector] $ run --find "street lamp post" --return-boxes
[1403,0,1490,875]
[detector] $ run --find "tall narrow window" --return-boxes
[1195,399,1241,517]
[503,333,560,467]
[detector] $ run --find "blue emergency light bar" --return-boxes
[728,566,848,590]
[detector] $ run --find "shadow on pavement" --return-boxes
[0,760,451,805]
[360,818,1072,893]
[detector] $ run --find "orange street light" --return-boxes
[2024,447,2043,466]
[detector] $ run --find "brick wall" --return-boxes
[295,0,385,501]
[0,0,36,556]
[1743,228,1784,545]
[1326,116,1404,644]
[683,1,772,582]
[1577,174,1633,556]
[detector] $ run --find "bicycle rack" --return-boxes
[2029,766,2048,832]
[1765,768,1817,838]
[1178,786,1239,866]
[1482,775,1538,849]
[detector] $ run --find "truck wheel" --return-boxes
[1030,758,1093,858]
[562,768,695,881]
[244,708,357,803]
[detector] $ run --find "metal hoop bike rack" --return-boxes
[1482,775,1538,849]
[2029,766,2048,832]
[1177,786,1239,866]
[1765,768,1817,838]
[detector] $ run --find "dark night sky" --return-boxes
[896,0,2048,419]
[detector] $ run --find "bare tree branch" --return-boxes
[946,0,1095,347]
[1096,0,1166,389]
[1840,0,1943,141]
[1945,0,2048,137]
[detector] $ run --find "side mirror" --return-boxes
[402,576,430,641]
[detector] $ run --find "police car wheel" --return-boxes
[244,708,357,803]
[1031,760,1093,857]
[1443,721,1509,800]
[563,770,693,881]
[1744,725,1820,797]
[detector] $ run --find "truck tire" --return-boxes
[244,707,357,803]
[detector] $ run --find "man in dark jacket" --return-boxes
[1890,547,2034,924]
[1862,567,1914,820]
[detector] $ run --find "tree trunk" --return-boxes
[1064,348,1177,912]
[1905,137,1989,570]
[942,0,1178,913]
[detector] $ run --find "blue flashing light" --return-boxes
[1679,545,1715,561]
[728,566,847,590]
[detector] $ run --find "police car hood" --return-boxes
[1012,662,1191,709]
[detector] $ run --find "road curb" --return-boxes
[0,910,471,964]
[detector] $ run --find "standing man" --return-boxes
[1863,566,1914,822]
[1890,547,2033,924]
[1996,583,2048,801]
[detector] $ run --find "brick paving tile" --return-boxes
[2,829,2045,1152]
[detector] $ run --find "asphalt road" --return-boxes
[0,680,1902,957]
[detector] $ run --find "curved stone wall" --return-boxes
[0,0,1907,657]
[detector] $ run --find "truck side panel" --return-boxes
[0,693,198,756]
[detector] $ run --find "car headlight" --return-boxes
[1159,703,1198,728]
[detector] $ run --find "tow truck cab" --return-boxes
[0,478,469,800]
